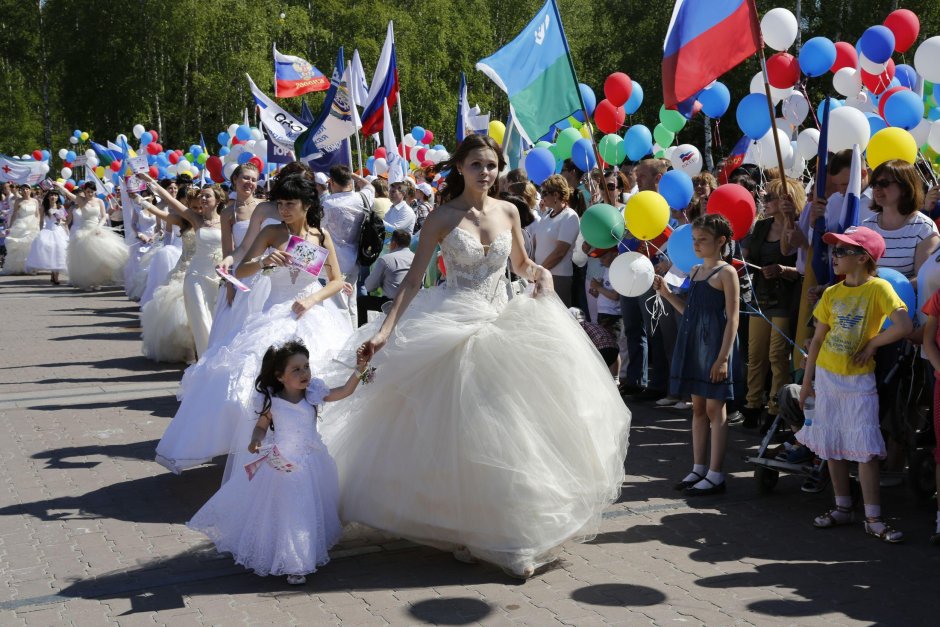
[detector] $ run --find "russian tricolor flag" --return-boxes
[273,44,329,98]
[662,0,760,109]
[360,22,400,136]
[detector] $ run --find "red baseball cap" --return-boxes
[822,226,885,262]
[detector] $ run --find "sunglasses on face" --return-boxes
[606,183,618,191]
[870,179,895,189]
[830,246,865,258]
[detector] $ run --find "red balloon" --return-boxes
[206,155,223,174]
[604,72,633,107]
[168,153,180,165]
[232,137,243,145]
[422,130,434,145]
[420,160,434,169]
[63,161,71,168]
[705,184,756,241]
[398,144,409,159]
[110,160,122,172]
[248,156,264,170]
[861,58,896,95]
[877,86,909,119]
[831,42,858,74]
[374,147,387,159]
[148,166,159,178]
[64,182,75,191]
[593,99,625,134]
[884,9,920,53]
[766,52,800,88]
[146,142,160,155]
[416,148,428,162]
[32,150,42,160]
[149,130,159,142]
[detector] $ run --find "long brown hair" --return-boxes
[439,134,505,203]
[869,159,925,215]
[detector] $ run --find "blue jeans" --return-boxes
[620,287,668,391]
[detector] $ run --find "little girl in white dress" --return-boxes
[187,340,372,585]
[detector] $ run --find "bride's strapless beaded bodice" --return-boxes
[440,228,512,303]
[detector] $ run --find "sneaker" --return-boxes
[655,396,680,407]
[801,462,829,493]
[785,445,813,464]
[673,401,692,410]
[286,575,307,585]
[727,410,744,425]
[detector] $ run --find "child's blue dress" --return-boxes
[669,264,741,401]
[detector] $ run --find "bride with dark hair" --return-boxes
[322,134,632,579]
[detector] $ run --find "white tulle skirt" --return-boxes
[67,224,129,289]
[139,245,181,307]
[26,226,68,273]
[205,274,272,352]
[2,215,40,275]
[155,288,352,474]
[140,277,196,364]
[319,287,632,572]
[125,240,155,300]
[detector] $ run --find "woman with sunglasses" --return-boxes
[861,160,939,285]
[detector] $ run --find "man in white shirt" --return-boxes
[360,229,415,325]
[383,181,417,234]
[530,174,580,307]
[322,165,375,327]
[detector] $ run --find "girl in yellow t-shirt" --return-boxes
[797,226,911,543]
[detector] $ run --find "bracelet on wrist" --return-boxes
[356,365,376,384]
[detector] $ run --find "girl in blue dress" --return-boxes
[654,214,741,496]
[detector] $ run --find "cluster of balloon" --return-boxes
[68,128,90,145]
[365,125,449,176]
[9,150,52,180]
[211,124,269,183]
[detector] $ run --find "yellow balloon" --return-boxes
[579,124,592,140]
[488,120,506,145]
[866,127,917,169]
[624,191,670,240]
[95,166,105,177]
[56,177,64,184]
[80,132,89,141]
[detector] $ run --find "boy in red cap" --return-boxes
[797,226,913,543]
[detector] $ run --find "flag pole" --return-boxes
[347,61,365,173]
[550,0,613,205]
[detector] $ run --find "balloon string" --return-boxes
[800,84,821,131]
[916,150,939,187]
[736,253,808,358]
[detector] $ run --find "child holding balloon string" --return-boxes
[653,214,741,496]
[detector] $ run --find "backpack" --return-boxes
[356,191,385,267]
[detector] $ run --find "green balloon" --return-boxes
[556,127,582,159]
[197,153,209,164]
[185,152,195,163]
[548,143,562,160]
[535,140,552,149]
[659,105,687,133]
[580,203,625,248]
[653,124,675,148]
[654,149,665,159]
[599,134,623,165]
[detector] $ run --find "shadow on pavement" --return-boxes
[29,394,179,417]
[408,597,494,624]
[570,583,666,607]
[31,439,163,469]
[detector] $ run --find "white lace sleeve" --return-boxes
[305,378,330,406]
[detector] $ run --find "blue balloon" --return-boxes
[895,64,918,89]
[538,127,556,143]
[218,131,230,146]
[555,158,564,174]
[236,152,252,164]
[816,97,843,123]
[72,130,81,138]
[571,138,596,172]
[860,25,895,64]
[525,147,556,185]
[624,80,644,115]
[65,150,77,162]
[218,146,230,157]
[433,144,446,151]
[659,170,694,210]
[798,37,837,78]
[865,113,887,136]
[366,156,375,171]
[111,173,121,186]
[411,126,425,141]
[878,268,915,328]
[666,224,702,273]
[736,93,773,139]
[579,83,597,116]
[698,82,731,118]
[147,154,156,165]
[158,167,168,179]
[41,149,50,161]
[623,124,653,161]
[929,108,940,122]
[556,118,571,131]
[140,131,153,146]
[235,125,252,141]
[883,89,923,130]
[192,146,202,157]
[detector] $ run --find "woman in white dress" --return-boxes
[139,188,200,363]
[137,179,184,307]
[323,135,632,579]
[155,174,351,475]
[136,176,223,358]
[123,193,159,300]
[26,191,69,284]
[58,181,128,290]
[1,185,41,275]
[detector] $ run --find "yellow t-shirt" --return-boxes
[813,277,907,375]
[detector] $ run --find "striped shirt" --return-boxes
[861,212,939,278]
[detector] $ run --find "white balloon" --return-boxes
[753,128,793,169]
[664,146,678,161]
[166,164,178,175]
[844,91,873,113]
[797,128,820,160]
[244,140,256,152]
[750,72,792,104]
[915,37,940,83]
[84,148,95,159]
[228,124,239,137]
[833,67,862,98]
[255,140,268,157]
[608,252,655,297]
[373,157,389,175]
[86,156,99,168]
[858,53,887,75]
[117,134,128,144]
[782,93,809,126]
[222,162,238,180]
[775,117,794,138]
[669,144,703,176]
[785,154,806,179]
[742,140,759,166]
[229,144,245,156]
[250,128,264,141]
[133,124,145,139]
[827,106,870,152]
[928,121,940,153]
[402,133,417,147]
[761,8,798,52]
[651,143,663,156]
[105,182,115,194]
[69,136,78,144]
[39,163,50,175]
[57,148,68,159]
[911,117,932,147]
[61,167,72,178]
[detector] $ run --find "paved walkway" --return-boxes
[1,274,938,626]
